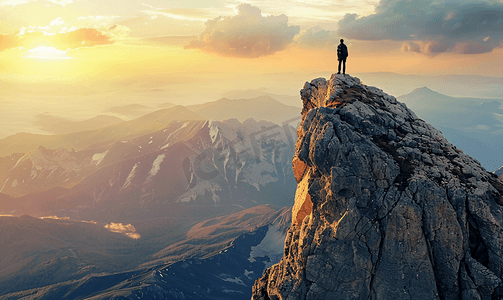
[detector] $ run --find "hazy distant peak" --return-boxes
[90,115,123,121]
[250,95,279,102]
[242,117,258,124]
[33,114,124,135]
[105,104,153,118]
[156,102,176,109]
[409,86,439,95]
[106,104,150,111]
[185,95,299,124]
[218,117,242,126]
[222,88,302,107]
[213,96,282,103]
[138,105,205,121]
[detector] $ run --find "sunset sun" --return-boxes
[24,46,72,60]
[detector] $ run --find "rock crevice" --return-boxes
[252,74,503,300]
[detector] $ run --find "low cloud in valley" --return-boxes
[104,222,141,239]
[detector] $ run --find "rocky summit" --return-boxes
[252,74,503,300]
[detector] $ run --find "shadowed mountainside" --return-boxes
[0,206,291,299]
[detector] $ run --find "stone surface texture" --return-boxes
[252,74,503,300]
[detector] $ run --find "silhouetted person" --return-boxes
[337,39,348,75]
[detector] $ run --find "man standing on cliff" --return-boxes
[337,39,348,75]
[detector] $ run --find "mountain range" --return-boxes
[357,72,503,99]
[34,114,124,135]
[0,105,204,158]
[222,89,301,108]
[0,100,298,297]
[2,77,503,299]
[100,94,299,121]
[186,96,300,124]
[0,117,297,217]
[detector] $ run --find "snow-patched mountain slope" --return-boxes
[1,118,297,222]
[0,120,206,198]
[177,118,298,206]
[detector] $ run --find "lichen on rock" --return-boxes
[252,74,503,300]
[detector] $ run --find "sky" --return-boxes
[1,0,503,137]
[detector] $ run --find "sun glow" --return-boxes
[24,46,72,60]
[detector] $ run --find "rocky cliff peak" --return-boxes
[253,74,503,300]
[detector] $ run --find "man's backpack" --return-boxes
[337,44,348,58]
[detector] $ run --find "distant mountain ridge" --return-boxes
[186,95,300,124]
[222,89,302,107]
[0,105,204,158]
[397,86,503,171]
[34,114,124,134]
[356,72,503,99]
[105,104,153,118]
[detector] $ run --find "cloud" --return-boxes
[50,17,65,27]
[0,28,113,51]
[185,3,300,58]
[453,40,494,54]
[423,41,450,54]
[24,46,72,59]
[142,8,210,22]
[47,0,72,6]
[142,2,155,9]
[337,0,503,55]
[56,28,113,48]
[0,34,17,51]
[104,24,130,40]
[0,0,72,6]
[78,15,119,22]
[401,42,421,53]
[104,222,141,239]
[143,35,196,46]
[0,0,32,6]
[294,26,339,49]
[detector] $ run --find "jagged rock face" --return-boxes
[495,166,503,177]
[253,74,503,300]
